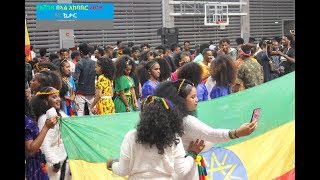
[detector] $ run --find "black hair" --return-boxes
[59,81,69,99]
[177,62,203,86]
[236,37,244,45]
[39,48,47,57]
[170,43,179,52]
[199,43,210,55]
[89,46,95,55]
[155,45,165,54]
[138,50,155,63]
[183,40,190,45]
[172,51,182,68]
[135,60,159,86]
[59,60,70,77]
[258,40,267,49]
[97,58,115,81]
[116,40,122,46]
[128,42,134,47]
[273,36,282,44]
[240,44,252,55]
[122,46,131,56]
[39,62,59,71]
[163,55,176,73]
[96,47,105,56]
[78,43,90,55]
[136,96,184,155]
[164,44,171,52]
[284,34,294,43]
[202,48,211,55]
[131,46,140,53]
[58,48,69,55]
[212,49,218,58]
[248,37,255,43]
[114,55,136,79]
[71,50,80,59]
[49,53,60,62]
[153,79,195,117]
[31,70,62,93]
[112,51,118,58]
[30,86,60,119]
[155,58,172,82]
[140,42,150,50]
[219,38,231,45]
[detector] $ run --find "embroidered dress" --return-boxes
[141,79,159,99]
[96,74,115,114]
[61,76,77,116]
[114,75,135,113]
[25,115,49,180]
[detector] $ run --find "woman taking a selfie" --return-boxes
[153,79,258,180]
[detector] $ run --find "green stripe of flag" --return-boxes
[198,72,294,147]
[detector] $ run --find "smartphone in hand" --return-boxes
[250,108,261,123]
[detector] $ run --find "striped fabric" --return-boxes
[25,18,32,62]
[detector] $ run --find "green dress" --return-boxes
[114,75,135,113]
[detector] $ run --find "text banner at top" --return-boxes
[36,3,114,30]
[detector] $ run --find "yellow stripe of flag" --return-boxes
[226,121,295,179]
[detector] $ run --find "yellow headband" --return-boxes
[60,59,68,65]
[177,79,186,94]
[36,90,59,96]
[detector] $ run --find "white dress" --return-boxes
[37,110,72,180]
[112,129,195,180]
[177,115,231,180]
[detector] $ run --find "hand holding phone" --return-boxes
[250,108,261,123]
[235,108,260,137]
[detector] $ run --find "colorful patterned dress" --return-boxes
[96,74,115,114]
[114,75,135,113]
[25,115,49,180]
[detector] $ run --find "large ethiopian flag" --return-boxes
[60,72,295,180]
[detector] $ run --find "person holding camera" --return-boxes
[268,40,283,79]
[153,79,258,179]
[276,34,295,75]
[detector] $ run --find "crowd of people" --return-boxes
[25,33,294,179]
